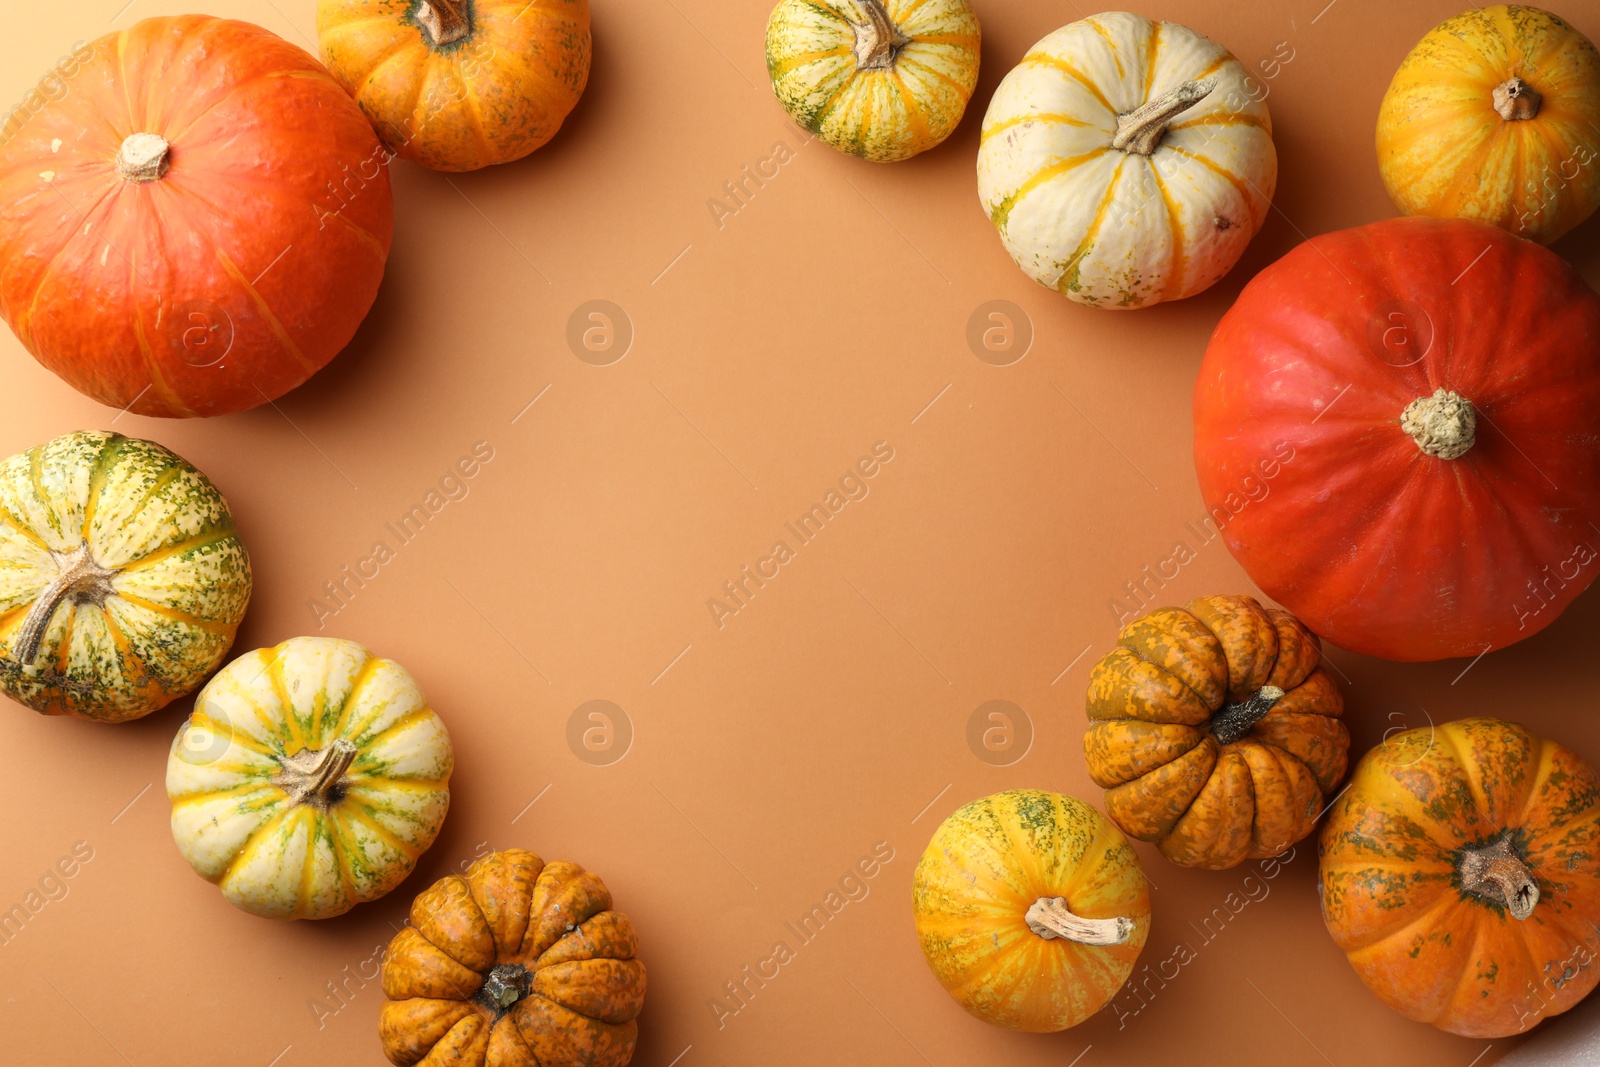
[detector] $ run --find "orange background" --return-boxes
[3,1,1600,1065]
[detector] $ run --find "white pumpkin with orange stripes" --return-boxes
[977,12,1276,309]
[766,0,980,161]
[166,637,452,920]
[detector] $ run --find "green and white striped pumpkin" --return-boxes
[167,637,453,920]
[0,431,250,722]
[977,12,1276,309]
[766,0,980,161]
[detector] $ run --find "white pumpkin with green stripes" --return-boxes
[166,637,453,920]
[0,431,250,722]
[977,12,1276,309]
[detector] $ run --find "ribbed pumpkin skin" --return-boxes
[1320,719,1600,1037]
[1193,217,1600,661]
[765,0,980,162]
[0,16,394,418]
[379,849,646,1067]
[318,0,591,172]
[166,637,452,920]
[1086,595,1348,869]
[0,431,250,722]
[912,790,1149,1032]
[1377,5,1600,245]
[977,12,1275,309]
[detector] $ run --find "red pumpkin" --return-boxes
[1193,217,1600,661]
[0,16,393,418]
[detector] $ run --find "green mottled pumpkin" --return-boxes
[166,637,453,919]
[0,431,250,722]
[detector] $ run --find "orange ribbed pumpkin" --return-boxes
[1085,595,1348,869]
[1321,718,1600,1037]
[0,16,393,418]
[318,0,591,172]
[379,849,646,1067]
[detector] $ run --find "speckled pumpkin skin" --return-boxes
[1086,595,1348,869]
[912,790,1150,1032]
[0,431,250,722]
[166,637,452,919]
[318,0,591,172]
[1377,5,1600,245]
[765,0,980,162]
[379,849,646,1067]
[1320,718,1600,1038]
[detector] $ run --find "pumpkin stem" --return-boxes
[416,0,471,47]
[1401,388,1476,460]
[277,740,359,808]
[1111,77,1218,156]
[1209,685,1285,745]
[1459,836,1539,920]
[1492,77,1542,122]
[1025,896,1133,945]
[850,0,911,71]
[116,133,170,183]
[14,544,118,667]
[476,964,531,1019]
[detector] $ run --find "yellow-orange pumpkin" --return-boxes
[318,0,591,172]
[1377,5,1600,244]
[1085,595,1348,869]
[379,848,645,1066]
[1321,718,1600,1037]
[912,789,1149,1032]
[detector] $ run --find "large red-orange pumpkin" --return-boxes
[0,16,394,418]
[1193,217,1600,661]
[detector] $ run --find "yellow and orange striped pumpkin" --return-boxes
[1320,718,1600,1037]
[977,12,1276,308]
[0,431,250,722]
[1085,595,1349,869]
[318,0,592,172]
[912,789,1149,1032]
[765,0,980,162]
[166,637,452,919]
[379,848,646,1067]
[1377,5,1600,245]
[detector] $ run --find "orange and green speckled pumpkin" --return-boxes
[317,0,591,172]
[0,431,250,722]
[765,0,980,162]
[1320,718,1600,1038]
[1085,595,1348,869]
[912,789,1149,1032]
[379,848,646,1067]
[166,637,452,919]
[1377,5,1600,245]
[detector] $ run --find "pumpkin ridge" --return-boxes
[187,708,279,760]
[979,112,1097,144]
[1437,721,1518,830]
[1161,143,1253,216]
[163,68,337,146]
[114,526,237,573]
[1083,17,1129,82]
[991,146,1111,229]
[1154,169,1186,303]
[76,433,128,545]
[112,590,240,633]
[768,46,853,78]
[295,807,323,918]
[1337,880,1457,953]
[264,649,306,751]
[351,703,440,755]
[213,248,319,376]
[1141,19,1161,98]
[344,804,425,862]
[1019,52,1117,116]
[323,651,384,743]
[216,804,295,886]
